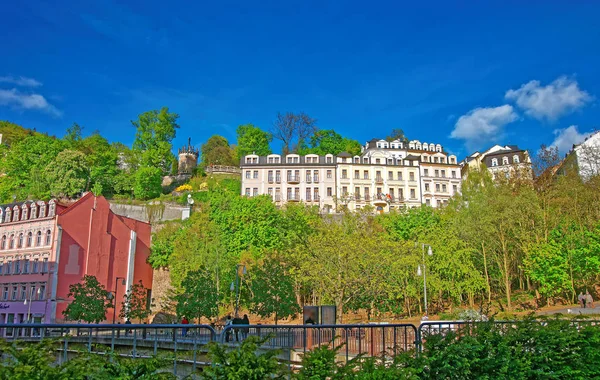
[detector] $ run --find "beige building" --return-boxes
[241,153,337,212]
[461,145,532,181]
[241,138,462,213]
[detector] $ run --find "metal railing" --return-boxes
[206,165,241,174]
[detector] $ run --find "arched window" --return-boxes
[18,233,23,248]
[26,232,32,247]
[491,158,498,167]
[513,155,520,164]
[9,235,14,249]
[45,230,52,246]
[502,156,509,165]
[1,236,5,250]
[36,231,42,246]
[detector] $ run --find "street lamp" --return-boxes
[24,287,41,323]
[230,264,246,318]
[417,243,433,316]
[112,277,126,323]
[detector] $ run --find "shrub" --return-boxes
[134,166,163,200]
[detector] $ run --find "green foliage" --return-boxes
[148,221,183,268]
[45,149,89,198]
[120,280,152,322]
[299,129,362,156]
[202,336,285,379]
[236,123,272,160]
[63,275,111,323]
[249,256,301,323]
[378,206,440,241]
[0,120,37,146]
[201,135,236,166]
[174,267,219,321]
[133,166,163,200]
[132,107,179,173]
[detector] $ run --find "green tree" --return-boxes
[63,275,111,323]
[299,129,361,156]
[174,268,219,322]
[249,257,300,324]
[132,107,179,173]
[44,149,90,198]
[0,120,37,146]
[120,281,152,323]
[133,166,163,200]
[64,122,83,147]
[385,128,408,142]
[272,112,318,155]
[201,135,236,166]
[78,133,119,196]
[236,124,272,161]
[148,221,183,268]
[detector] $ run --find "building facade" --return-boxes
[557,130,600,181]
[461,145,532,181]
[0,193,152,327]
[240,138,462,212]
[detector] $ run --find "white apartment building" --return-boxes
[461,145,532,181]
[241,138,462,213]
[558,130,600,181]
[241,153,337,211]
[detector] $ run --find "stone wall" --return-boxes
[108,202,189,225]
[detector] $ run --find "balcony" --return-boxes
[287,175,300,184]
[375,176,384,184]
[287,194,300,202]
[373,194,389,206]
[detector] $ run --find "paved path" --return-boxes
[540,305,600,315]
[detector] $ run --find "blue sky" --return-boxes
[1,1,599,159]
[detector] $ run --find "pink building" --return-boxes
[0,193,152,327]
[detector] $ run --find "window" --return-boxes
[0,262,2,274]
[452,171,456,178]
[314,188,319,200]
[442,184,447,193]
[245,188,250,196]
[42,258,48,273]
[36,232,41,246]
[326,156,332,163]
[45,230,51,245]
[398,172,403,181]
[26,232,32,247]
[355,187,360,198]
[327,170,332,179]
[268,157,274,163]
[434,170,439,177]
[354,170,360,179]
[426,199,431,206]
[327,187,332,196]
[342,169,348,179]
[9,235,14,249]
[342,186,348,195]
[363,158,369,164]
[388,171,393,180]
[33,259,39,274]
[434,157,439,163]
[11,286,17,300]
[20,286,26,300]
[409,172,415,181]
[14,260,20,274]
[23,259,29,274]
[502,156,509,165]
[275,170,281,182]
[253,188,258,196]
[253,170,258,179]
[306,188,311,201]
[436,184,440,192]
[267,187,273,196]
[39,285,45,300]
[1,236,5,250]
[441,170,446,178]
[491,158,498,167]
[375,158,380,164]
[425,184,430,191]
[513,155,520,164]
[453,185,458,193]
[313,170,319,182]
[399,189,404,199]
[29,285,36,300]
[268,170,273,182]
[5,261,10,274]
[424,169,429,177]
[2,287,7,300]
[245,171,251,179]
[410,189,416,199]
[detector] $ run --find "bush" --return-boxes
[134,166,163,200]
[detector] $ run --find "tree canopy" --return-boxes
[235,124,272,160]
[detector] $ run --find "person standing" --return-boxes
[241,314,250,341]
[225,315,233,342]
[586,292,594,309]
[181,317,189,337]
[578,292,584,308]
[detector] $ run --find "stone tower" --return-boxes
[178,137,199,175]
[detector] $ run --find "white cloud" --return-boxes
[0,88,62,117]
[505,76,592,121]
[450,105,518,150]
[550,125,592,155]
[0,75,42,87]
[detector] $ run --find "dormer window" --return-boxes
[502,156,509,165]
[513,155,520,164]
[12,206,19,222]
[491,158,498,167]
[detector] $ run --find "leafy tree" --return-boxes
[272,112,318,155]
[249,257,300,324]
[133,166,163,200]
[63,275,111,323]
[201,135,236,166]
[299,129,361,156]
[64,122,83,147]
[236,124,272,161]
[385,128,408,142]
[132,107,179,173]
[120,280,152,323]
[174,268,219,322]
[44,149,89,198]
[78,133,119,196]
[148,221,183,268]
[0,120,37,146]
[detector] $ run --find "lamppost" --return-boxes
[112,277,126,323]
[417,243,433,316]
[24,287,41,323]
[230,264,246,318]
